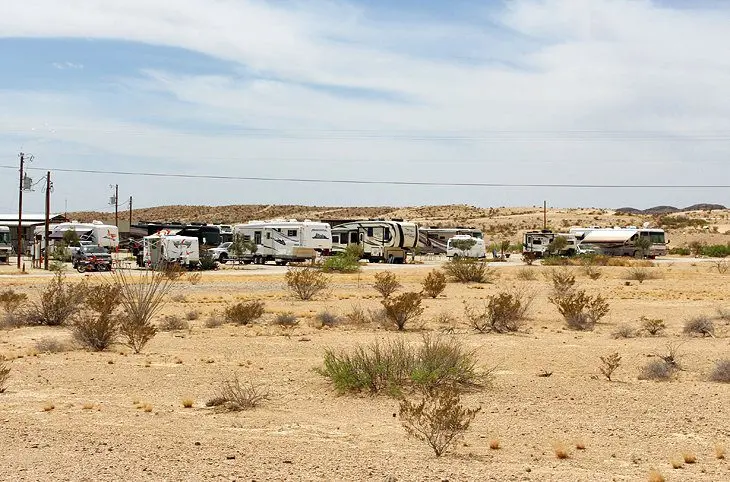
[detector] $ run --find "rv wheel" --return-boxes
[219,253,228,264]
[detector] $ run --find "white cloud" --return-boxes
[52,61,84,70]
[1,0,729,210]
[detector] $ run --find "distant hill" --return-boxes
[616,204,726,215]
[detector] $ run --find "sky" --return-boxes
[1,0,729,214]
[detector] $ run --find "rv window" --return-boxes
[254,232,261,244]
[383,230,391,242]
[243,235,251,242]
[349,232,358,244]
[287,229,297,237]
[332,234,340,244]
[533,239,542,245]
[367,227,373,236]
[266,232,271,239]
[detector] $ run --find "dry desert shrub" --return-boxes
[546,268,576,298]
[182,398,194,408]
[204,310,225,328]
[670,458,683,469]
[715,444,726,460]
[372,271,401,299]
[0,356,9,393]
[611,324,637,339]
[422,269,447,298]
[463,290,533,333]
[35,336,74,353]
[186,271,202,285]
[598,352,622,381]
[0,289,28,328]
[224,300,265,325]
[285,266,329,301]
[489,438,501,450]
[683,315,715,337]
[712,259,729,274]
[319,335,486,395]
[115,269,175,353]
[552,441,570,459]
[399,386,481,457]
[709,359,730,383]
[28,270,86,326]
[382,292,424,331]
[521,252,537,266]
[443,258,494,283]
[638,359,675,381]
[161,263,185,281]
[682,452,697,464]
[185,309,200,321]
[717,307,730,322]
[647,469,665,482]
[158,315,190,332]
[207,375,269,411]
[315,310,340,327]
[549,290,609,331]
[626,267,661,283]
[641,316,666,336]
[72,283,122,352]
[581,264,602,280]
[516,267,537,281]
[274,312,298,327]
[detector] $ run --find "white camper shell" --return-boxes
[446,235,486,259]
[0,226,11,263]
[569,227,667,258]
[331,220,418,263]
[417,227,483,255]
[143,234,199,268]
[522,230,579,257]
[232,219,331,265]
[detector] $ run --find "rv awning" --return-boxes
[581,230,637,244]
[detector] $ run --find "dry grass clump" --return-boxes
[185,309,200,321]
[158,315,190,331]
[443,258,494,283]
[422,269,447,298]
[463,290,533,333]
[683,315,715,338]
[274,312,298,327]
[489,438,501,450]
[515,267,537,281]
[552,441,570,459]
[28,271,86,326]
[73,283,122,351]
[546,268,576,298]
[315,310,340,327]
[224,300,265,325]
[206,375,269,411]
[648,469,666,482]
[0,288,28,328]
[717,307,730,322]
[611,323,637,339]
[581,264,602,280]
[372,271,401,299]
[549,290,609,331]
[42,401,55,412]
[708,359,730,383]
[626,267,661,283]
[204,311,225,328]
[598,352,622,381]
[319,335,487,395]
[641,316,666,336]
[715,444,726,459]
[399,386,481,457]
[682,452,697,464]
[382,292,424,331]
[182,398,194,408]
[35,336,74,353]
[0,355,10,393]
[285,266,329,301]
[670,458,683,469]
[186,271,202,285]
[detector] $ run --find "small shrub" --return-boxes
[162,263,186,281]
[159,315,190,331]
[185,310,200,321]
[343,304,368,325]
[182,398,194,408]
[516,267,537,281]
[641,316,666,336]
[626,267,659,283]
[373,271,401,299]
[187,271,203,285]
[207,375,268,411]
[382,292,424,331]
[612,324,637,339]
[521,252,537,266]
[657,342,683,371]
[598,352,622,381]
[204,311,225,328]
[549,290,609,331]
[581,264,602,280]
[422,270,447,298]
[321,252,361,273]
[553,441,570,459]
[274,312,298,327]
[0,288,27,315]
[683,316,715,337]
[35,337,74,353]
[224,301,265,325]
[638,359,674,381]
[0,356,9,393]
[709,359,730,383]
[547,268,576,298]
[489,438,501,450]
[443,258,493,283]
[399,387,481,457]
[285,266,329,301]
[464,291,533,333]
[682,452,696,464]
[315,310,340,327]
[648,469,666,482]
[28,271,86,326]
[73,283,122,352]
[715,444,726,460]
[717,307,730,321]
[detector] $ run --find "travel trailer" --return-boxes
[417,227,483,255]
[331,220,418,263]
[0,226,11,263]
[569,226,667,258]
[140,234,200,268]
[44,221,120,249]
[446,235,487,259]
[522,230,579,257]
[232,219,332,265]
[134,222,222,247]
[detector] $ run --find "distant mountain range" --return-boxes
[615,204,727,215]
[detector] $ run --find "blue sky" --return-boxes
[1,0,729,214]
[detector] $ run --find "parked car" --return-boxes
[208,242,232,263]
[72,245,112,268]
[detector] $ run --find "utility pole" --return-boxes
[543,200,547,230]
[44,171,52,271]
[128,196,133,230]
[17,152,33,269]
[114,184,119,227]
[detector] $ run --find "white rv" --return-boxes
[522,230,579,257]
[569,227,667,258]
[38,221,120,249]
[142,234,200,268]
[0,226,11,263]
[331,220,418,263]
[417,227,483,255]
[232,219,331,265]
[446,235,486,259]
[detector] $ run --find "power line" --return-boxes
[0,164,727,189]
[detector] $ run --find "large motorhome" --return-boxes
[232,219,332,265]
[522,230,579,257]
[417,227,483,255]
[331,220,418,263]
[569,226,667,258]
[0,226,11,263]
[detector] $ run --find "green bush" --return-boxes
[422,270,447,298]
[28,271,86,326]
[702,244,730,258]
[443,258,494,283]
[72,283,122,351]
[372,271,401,299]
[224,300,265,325]
[285,266,329,300]
[321,253,361,273]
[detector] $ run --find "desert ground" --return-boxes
[0,254,728,481]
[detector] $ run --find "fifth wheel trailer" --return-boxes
[331,220,418,263]
[232,219,332,265]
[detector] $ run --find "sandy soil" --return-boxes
[1,259,729,481]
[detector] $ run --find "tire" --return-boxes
[219,253,228,264]
[76,264,86,273]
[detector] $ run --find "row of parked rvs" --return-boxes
[522,226,668,258]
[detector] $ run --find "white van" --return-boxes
[446,235,487,259]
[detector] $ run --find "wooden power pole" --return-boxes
[44,171,51,271]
